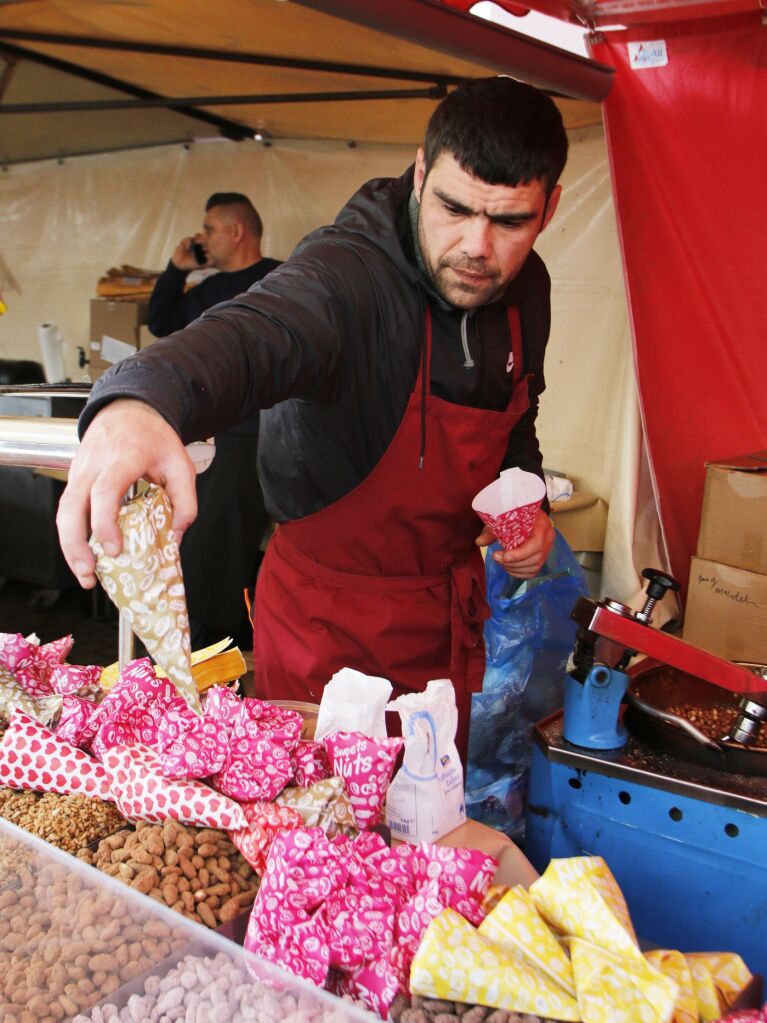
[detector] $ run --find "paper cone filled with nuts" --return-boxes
[89,484,199,714]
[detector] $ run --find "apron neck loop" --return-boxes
[418,308,432,470]
[507,305,523,387]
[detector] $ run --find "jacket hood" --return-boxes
[333,164,422,288]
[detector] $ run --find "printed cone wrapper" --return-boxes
[331,946,405,1019]
[0,631,73,699]
[89,484,199,714]
[277,776,358,839]
[0,709,113,800]
[102,744,247,830]
[324,730,404,830]
[529,857,641,962]
[684,952,753,1022]
[229,800,304,874]
[409,906,582,1021]
[569,938,678,1023]
[479,884,577,998]
[472,467,545,550]
[89,657,183,759]
[645,950,698,1023]
[0,667,62,726]
[317,887,396,970]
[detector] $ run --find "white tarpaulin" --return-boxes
[0,127,663,610]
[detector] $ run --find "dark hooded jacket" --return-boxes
[82,166,552,523]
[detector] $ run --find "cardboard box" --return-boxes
[88,298,149,380]
[550,491,608,552]
[684,555,767,663]
[698,452,767,574]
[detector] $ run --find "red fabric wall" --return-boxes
[590,13,767,601]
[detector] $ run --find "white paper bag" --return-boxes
[385,678,466,843]
[313,666,392,741]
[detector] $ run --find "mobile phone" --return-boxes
[192,241,206,265]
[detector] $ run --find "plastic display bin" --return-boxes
[0,817,371,1022]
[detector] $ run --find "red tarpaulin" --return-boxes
[590,12,767,601]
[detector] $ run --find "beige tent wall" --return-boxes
[0,128,659,607]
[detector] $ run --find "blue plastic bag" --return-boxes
[465,529,589,842]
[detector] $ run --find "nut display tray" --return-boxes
[0,817,370,1022]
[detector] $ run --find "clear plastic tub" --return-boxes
[0,816,372,1022]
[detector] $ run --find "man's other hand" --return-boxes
[56,400,198,589]
[475,507,554,578]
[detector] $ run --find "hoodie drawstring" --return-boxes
[461,312,475,369]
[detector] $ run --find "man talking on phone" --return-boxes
[148,193,281,649]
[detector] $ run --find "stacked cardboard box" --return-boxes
[88,298,153,381]
[684,451,767,663]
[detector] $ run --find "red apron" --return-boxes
[253,307,531,761]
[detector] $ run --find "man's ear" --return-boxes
[231,221,245,243]
[414,148,426,203]
[541,184,562,232]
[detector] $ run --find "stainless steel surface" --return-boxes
[0,415,79,469]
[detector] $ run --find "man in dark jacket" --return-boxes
[148,193,281,649]
[58,77,567,759]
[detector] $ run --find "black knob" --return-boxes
[641,568,681,600]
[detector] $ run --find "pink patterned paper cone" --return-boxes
[0,709,113,800]
[102,744,247,829]
[230,801,304,873]
[324,731,404,830]
[472,467,545,550]
[56,695,100,747]
[89,657,182,758]
[0,632,73,699]
[49,663,102,697]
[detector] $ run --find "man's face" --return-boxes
[198,206,237,271]
[413,150,561,309]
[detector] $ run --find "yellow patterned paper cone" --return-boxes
[479,885,577,998]
[410,907,582,1021]
[481,884,509,916]
[645,950,697,1023]
[530,858,641,963]
[570,938,679,1023]
[90,484,199,714]
[685,953,752,1021]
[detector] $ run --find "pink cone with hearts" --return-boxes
[472,467,545,550]
[102,744,247,830]
[0,709,113,800]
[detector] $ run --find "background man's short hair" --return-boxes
[205,192,263,239]
[423,77,568,197]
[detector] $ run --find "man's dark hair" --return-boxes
[205,192,263,239]
[422,77,568,197]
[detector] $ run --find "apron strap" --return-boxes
[507,305,524,388]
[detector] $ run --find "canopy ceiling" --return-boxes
[0,0,612,165]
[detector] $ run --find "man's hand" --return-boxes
[56,400,198,589]
[171,235,207,271]
[475,507,554,579]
